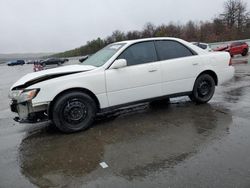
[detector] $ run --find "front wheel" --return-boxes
[52,92,97,133]
[189,74,215,104]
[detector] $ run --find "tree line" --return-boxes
[54,0,250,58]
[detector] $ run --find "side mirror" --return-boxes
[110,59,127,69]
[79,55,89,63]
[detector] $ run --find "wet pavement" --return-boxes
[0,54,250,188]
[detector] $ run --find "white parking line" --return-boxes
[99,162,109,169]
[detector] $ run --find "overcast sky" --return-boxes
[0,0,248,53]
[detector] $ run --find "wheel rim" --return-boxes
[63,99,88,125]
[197,80,212,98]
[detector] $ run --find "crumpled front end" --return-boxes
[8,64,97,123]
[9,89,49,123]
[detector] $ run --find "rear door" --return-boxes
[105,41,162,106]
[155,40,200,95]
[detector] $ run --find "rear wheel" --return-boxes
[189,74,215,104]
[52,92,97,133]
[242,48,248,56]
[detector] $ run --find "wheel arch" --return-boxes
[196,70,218,86]
[48,87,100,119]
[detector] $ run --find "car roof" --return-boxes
[113,37,207,55]
[114,37,187,45]
[191,42,209,45]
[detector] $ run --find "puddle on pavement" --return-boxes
[19,102,232,187]
[224,86,245,103]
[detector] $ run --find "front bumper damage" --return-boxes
[10,100,49,123]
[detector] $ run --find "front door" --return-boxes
[105,41,162,107]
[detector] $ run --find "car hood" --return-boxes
[11,64,96,90]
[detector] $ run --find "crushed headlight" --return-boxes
[9,89,40,103]
[8,90,23,100]
[18,89,40,103]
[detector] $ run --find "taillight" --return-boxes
[229,58,233,66]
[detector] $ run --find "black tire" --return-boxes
[57,62,62,66]
[242,48,248,56]
[189,74,215,104]
[52,92,97,133]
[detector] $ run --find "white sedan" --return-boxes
[9,37,234,133]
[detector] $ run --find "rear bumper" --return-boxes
[10,100,49,123]
[218,66,235,85]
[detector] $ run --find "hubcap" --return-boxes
[198,80,211,97]
[63,100,87,124]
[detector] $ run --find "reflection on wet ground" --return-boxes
[19,102,232,187]
[233,60,248,65]
[224,86,246,103]
[232,53,250,65]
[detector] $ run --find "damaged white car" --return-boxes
[9,38,234,133]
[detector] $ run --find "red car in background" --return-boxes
[214,42,249,57]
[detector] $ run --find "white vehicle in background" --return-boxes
[9,37,234,133]
[192,42,212,52]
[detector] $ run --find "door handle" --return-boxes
[148,70,157,73]
[192,63,199,66]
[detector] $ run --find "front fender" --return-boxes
[28,71,109,108]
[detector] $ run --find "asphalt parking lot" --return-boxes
[0,54,250,188]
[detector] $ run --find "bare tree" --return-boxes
[183,21,199,41]
[126,31,141,40]
[155,23,182,38]
[142,22,156,38]
[236,0,250,30]
[222,0,238,27]
[221,0,249,30]
[105,30,126,44]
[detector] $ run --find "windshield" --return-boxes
[82,43,125,67]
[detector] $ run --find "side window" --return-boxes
[155,40,194,61]
[118,41,157,66]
